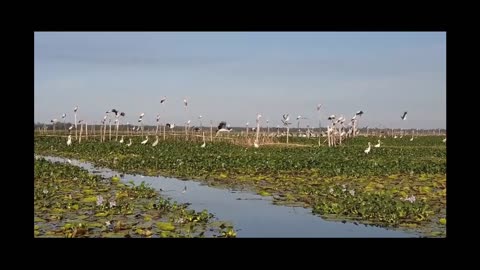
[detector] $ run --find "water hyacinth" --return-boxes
[35,135,446,237]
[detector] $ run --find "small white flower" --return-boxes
[96,195,104,206]
[329,188,334,194]
[105,221,111,226]
[43,189,48,194]
[109,200,116,208]
[349,189,355,196]
[342,184,346,189]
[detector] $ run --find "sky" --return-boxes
[34,32,446,129]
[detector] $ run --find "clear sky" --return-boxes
[34,32,446,129]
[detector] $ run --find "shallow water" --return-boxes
[37,155,418,238]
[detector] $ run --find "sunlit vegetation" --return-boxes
[34,158,236,238]
[35,135,446,237]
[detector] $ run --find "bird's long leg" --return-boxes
[210,122,213,142]
[74,112,77,140]
[116,120,119,141]
[103,122,107,142]
[79,123,83,143]
[85,122,88,140]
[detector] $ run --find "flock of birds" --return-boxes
[49,99,445,153]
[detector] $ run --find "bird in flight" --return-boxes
[401,111,408,120]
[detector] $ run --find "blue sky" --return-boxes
[34,32,446,129]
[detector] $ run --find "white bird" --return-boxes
[328,115,335,121]
[216,128,232,135]
[317,104,322,111]
[141,136,149,144]
[254,140,259,148]
[410,136,414,141]
[160,96,167,104]
[139,113,145,118]
[66,135,72,146]
[442,138,446,143]
[152,136,159,146]
[201,141,206,148]
[126,139,132,146]
[62,113,66,119]
[68,125,74,130]
[364,142,371,154]
[74,106,78,113]
[374,140,381,148]
[184,98,188,110]
[394,135,397,139]
[67,159,72,164]
[401,111,408,120]
[119,136,124,143]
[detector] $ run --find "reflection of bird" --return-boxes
[182,186,187,193]
[401,111,408,120]
[67,135,72,146]
[364,142,371,154]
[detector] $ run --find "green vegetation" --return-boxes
[34,158,236,238]
[35,135,446,237]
